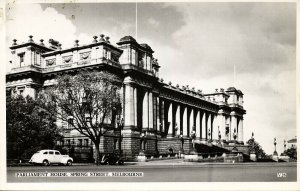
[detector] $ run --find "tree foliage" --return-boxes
[6,95,61,160]
[283,147,297,160]
[37,71,122,164]
[247,138,267,159]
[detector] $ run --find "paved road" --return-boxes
[7,162,297,182]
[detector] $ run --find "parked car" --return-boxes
[100,153,124,165]
[29,149,73,166]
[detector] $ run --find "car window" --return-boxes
[43,152,48,154]
[55,152,60,155]
[49,151,54,155]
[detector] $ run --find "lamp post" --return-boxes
[232,128,238,153]
[273,138,278,156]
[208,128,211,143]
[190,127,196,154]
[218,130,221,145]
[139,131,146,155]
[233,128,237,142]
[174,123,179,136]
[178,132,184,158]
[249,132,257,161]
[116,116,124,156]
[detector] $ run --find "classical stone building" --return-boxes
[6,35,246,161]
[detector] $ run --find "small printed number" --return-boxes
[277,173,287,178]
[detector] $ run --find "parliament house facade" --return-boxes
[6,35,246,161]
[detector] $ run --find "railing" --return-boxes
[9,65,43,73]
[121,64,154,76]
[228,103,243,109]
[31,58,121,73]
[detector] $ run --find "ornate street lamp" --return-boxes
[178,131,184,158]
[174,123,179,136]
[218,130,222,145]
[178,130,184,151]
[208,128,211,143]
[233,128,237,142]
[190,127,196,154]
[232,128,238,153]
[139,131,146,155]
[273,138,278,156]
[116,116,124,156]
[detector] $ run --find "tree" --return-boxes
[247,138,267,159]
[283,147,297,160]
[6,95,61,160]
[37,71,122,164]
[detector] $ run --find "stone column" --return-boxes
[219,113,225,140]
[201,112,206,139]
[212,114,218,140]
[153,95,157,130]
[207,113,211,140]
[142,91,149,130]
[182,106,188,137]
[160,98,165,132]
[167,102,173,137]
[133,87,137,127]
[156,97,160,131]
[195,110,200,139]
[124,84,134,127]
[175,104,180,136]
[230,111,237,141]
[189,108,194,133]
[238,118,243,142]
[149,92,153,129]
[120,86,124,119]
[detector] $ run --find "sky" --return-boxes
[5,2,296,155]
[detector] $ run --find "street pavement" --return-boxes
[7,160,297,182]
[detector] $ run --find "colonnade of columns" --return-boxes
[122,82,244,142]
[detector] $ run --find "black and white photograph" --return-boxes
[1,1,298,190]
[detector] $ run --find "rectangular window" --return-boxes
[55,151,60,155]
[18,88,24,96]
[78,139,82,147]
[114,139,118,150]
[18,53,25,67]
[49,151,54,155]
[84,139,89,146]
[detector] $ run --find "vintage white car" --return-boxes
[29,150,73,166]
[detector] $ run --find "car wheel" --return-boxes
[67,160,72,166]
[43,160,49,166]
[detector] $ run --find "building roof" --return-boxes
[227,87,237,91]
[287,138,297,143]
[140,43,154,53]
[117,36,137,45]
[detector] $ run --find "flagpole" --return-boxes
[234,64,236,87]
[135,2,138,40]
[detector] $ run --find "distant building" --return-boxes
[6,35,246,161]
[287,137,297,149]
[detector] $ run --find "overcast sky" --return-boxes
[6,2,296,154]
